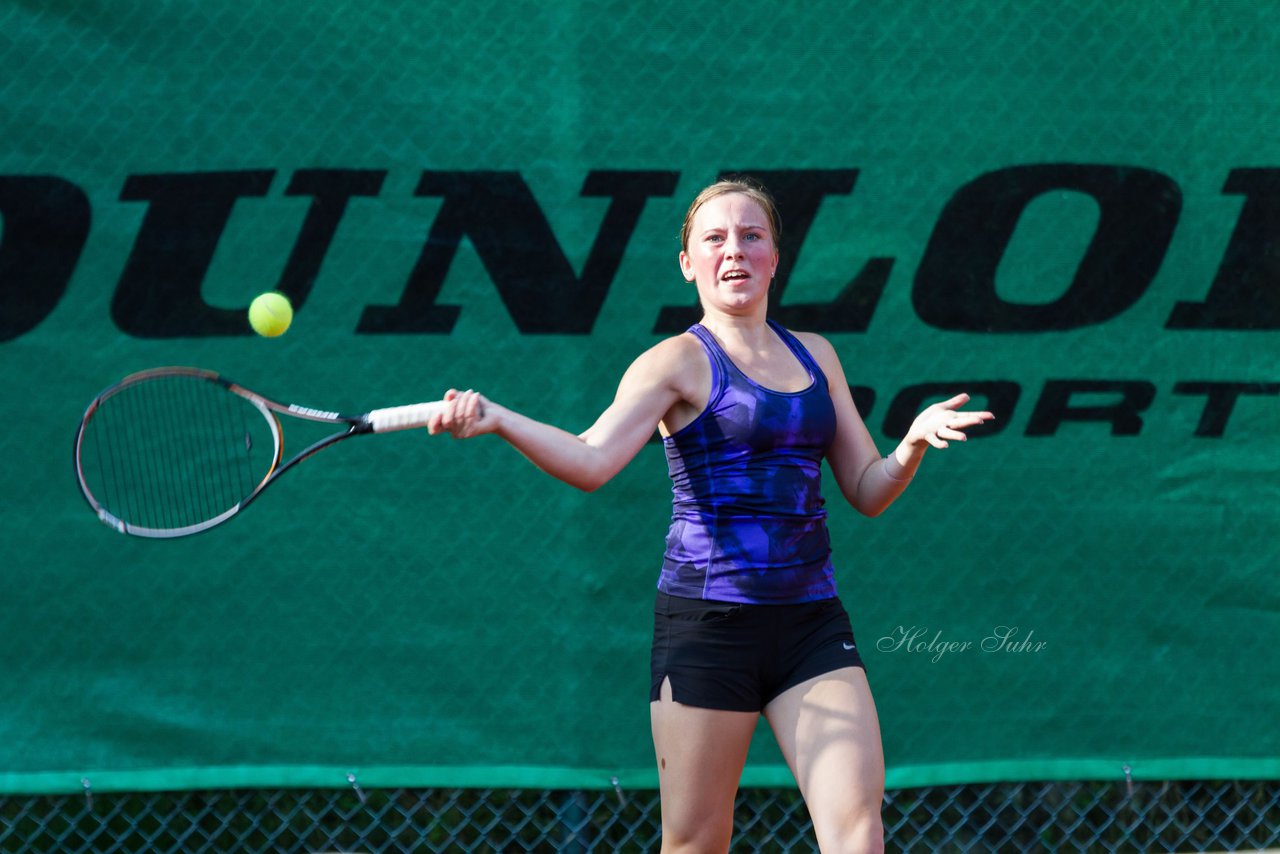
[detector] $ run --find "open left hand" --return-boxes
[905,393,995,449]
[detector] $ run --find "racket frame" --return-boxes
[73,366,425,539]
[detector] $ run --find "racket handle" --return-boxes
[366,401,446,433]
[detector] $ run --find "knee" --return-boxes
[816,805,884,854]
[850,816,885,854]
[826,821,884,854]
[659,799,737,853]
[660,827,733,854]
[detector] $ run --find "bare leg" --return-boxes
[650,676,760,853]
[764,667,885,854]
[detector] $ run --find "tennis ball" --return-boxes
[248,292,293,338]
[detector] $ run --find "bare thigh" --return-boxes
[764,667,885,853]
[650,676,759,853]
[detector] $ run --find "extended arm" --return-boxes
[427,338,696,492]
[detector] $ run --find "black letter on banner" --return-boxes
[654,170,893,333]
[1172,381,1280,437]
[915,165,1181,331]
[359,170,678,334]
[112,171,274,337]
[850,385,876,421]
[881,381,1018,439]
[0,176,91,342]
[1167,169,1280,329]
[1026,380,1156,436]
[279,169,385,306]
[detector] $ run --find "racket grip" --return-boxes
[366,401,446,432]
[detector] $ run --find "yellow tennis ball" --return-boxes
[248,292,293,337]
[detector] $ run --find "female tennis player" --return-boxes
[429,177,993,853]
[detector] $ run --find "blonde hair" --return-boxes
[679,177,781,252]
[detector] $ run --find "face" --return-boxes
[679,192,779,315]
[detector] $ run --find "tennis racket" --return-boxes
[74,366,444,538]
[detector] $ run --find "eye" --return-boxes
[705,234,724,243]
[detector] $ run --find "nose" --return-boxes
[722,234,744,259]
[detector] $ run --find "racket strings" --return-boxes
[210,378,254,519]
[78,374,277,532]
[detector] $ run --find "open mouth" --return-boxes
[721,270,750,282]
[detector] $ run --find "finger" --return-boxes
[437,390,461,426]
[937,427,968,442]
[426,411,445,435]
[464,390,483,420]
[956,410,996,423]
[927,433,949,449]
[441,393,461,419]
[443,396,470,431]
[948,413,993,429]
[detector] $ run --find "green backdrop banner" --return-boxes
[2,1,1278,794]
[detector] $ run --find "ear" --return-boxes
[770,250,779,279]
[679,251,695,282]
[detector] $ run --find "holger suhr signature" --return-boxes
[877,625,1047,663]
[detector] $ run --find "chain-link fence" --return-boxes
[4,780,1278,853]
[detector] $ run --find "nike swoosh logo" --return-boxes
[843,642,856,650]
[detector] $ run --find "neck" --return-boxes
[699,310,772,347]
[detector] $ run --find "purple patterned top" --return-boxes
[658,321,839,604]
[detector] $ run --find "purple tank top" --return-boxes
[658,321,839,604]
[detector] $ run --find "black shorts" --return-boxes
[649,590,865,712]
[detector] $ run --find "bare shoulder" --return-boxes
[791,330,836,357]
[640,330,704,364]
[621,332,707,391]
[791,330,845,377]
[625,332,699,373]
[619,330,711,407]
